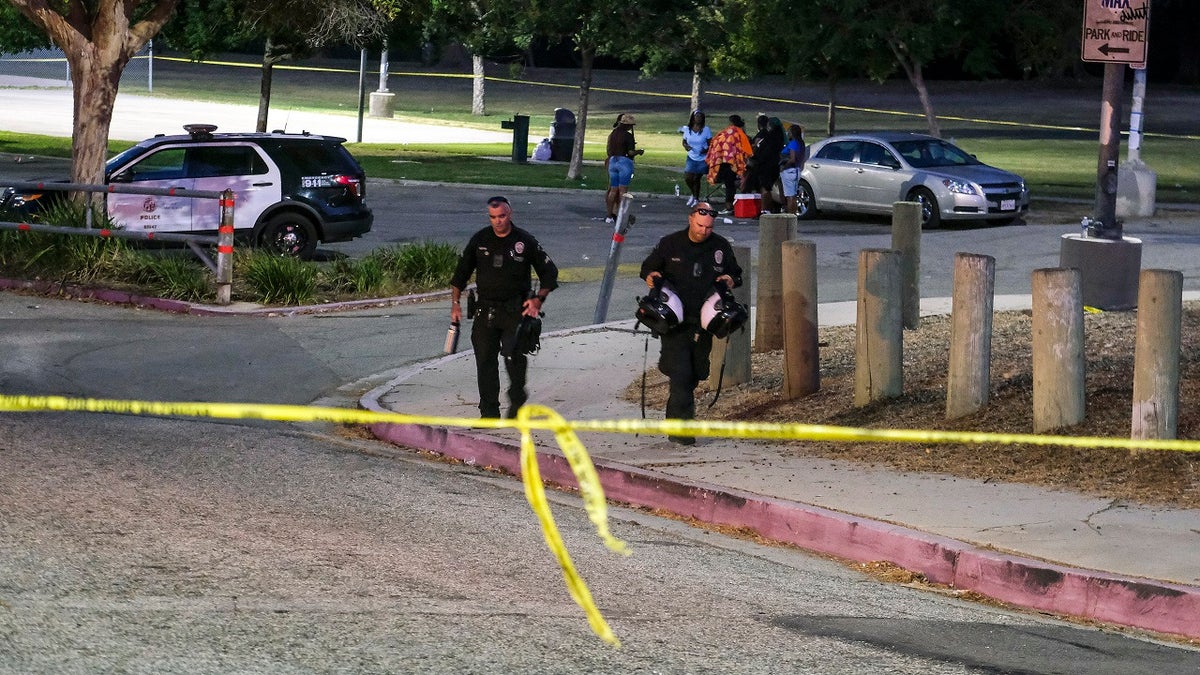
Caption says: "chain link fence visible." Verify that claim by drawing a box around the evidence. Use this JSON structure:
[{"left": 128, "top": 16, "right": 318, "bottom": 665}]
[{"left": 0, "top": 45, "right": 151, "bottom": 87}]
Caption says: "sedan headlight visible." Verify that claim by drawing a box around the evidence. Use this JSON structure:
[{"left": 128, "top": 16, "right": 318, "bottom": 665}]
[{"left": 941, "top": 178, "right": 979, "bottom": 196}]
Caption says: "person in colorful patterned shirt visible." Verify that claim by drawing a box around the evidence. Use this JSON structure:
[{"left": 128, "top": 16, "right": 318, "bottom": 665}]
[{"left": 704, "top": 115, "right": 753, "bottom": 214}]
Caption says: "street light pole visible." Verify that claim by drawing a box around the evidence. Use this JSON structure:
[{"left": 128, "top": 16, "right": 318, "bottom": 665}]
[{"left": 356, "top": 46, "right": 367, "bottom": 143}]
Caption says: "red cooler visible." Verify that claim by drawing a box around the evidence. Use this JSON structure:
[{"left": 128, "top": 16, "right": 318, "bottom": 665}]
[{"left": 733, "top": 193, "right": 761, "bottom": 218}]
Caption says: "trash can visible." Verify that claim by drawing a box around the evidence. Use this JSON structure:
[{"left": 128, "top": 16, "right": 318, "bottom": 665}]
[
  {"left": 501, "top": 114, "right": 530, "bottom": 162},
  {"left": 549, "top": 108, "right": 575, "bottom": 162}
]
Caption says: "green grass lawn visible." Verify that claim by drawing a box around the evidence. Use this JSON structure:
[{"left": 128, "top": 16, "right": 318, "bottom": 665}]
[{"left": 3, "top": 54, "right": 1198, "bottom": 203}]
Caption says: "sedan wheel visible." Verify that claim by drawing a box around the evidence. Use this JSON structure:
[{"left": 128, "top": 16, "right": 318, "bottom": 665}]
[
  {"left": 261, "top": 214, "right": 318, "bottom": 259},
  {"left": 907, "top": 187, "right": 941, "bottom": 229},
  {"left": 796, "top": 180, "right": 818, "bottom": 220}
]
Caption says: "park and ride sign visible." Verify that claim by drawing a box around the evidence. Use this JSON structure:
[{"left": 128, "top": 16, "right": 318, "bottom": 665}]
[{"left": 1081, "top": 0, "right": 1149, "bottom": 67}]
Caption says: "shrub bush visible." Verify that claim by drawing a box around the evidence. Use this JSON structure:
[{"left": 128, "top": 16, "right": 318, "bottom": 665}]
[
  {"left": 123, "top": 252, "right": 212, "bottom": 301},
  {"left": 321, "top": 256, "right": 384, "bottom": 296},
  {"left": 0, "top": 205, "right": 457, "bottom": 306},
  {"left": 241, "top": 250, "right": 317, "bottom": 305},
  {"left": 368, "top": 242, "right": 458, "bottom": 288}
]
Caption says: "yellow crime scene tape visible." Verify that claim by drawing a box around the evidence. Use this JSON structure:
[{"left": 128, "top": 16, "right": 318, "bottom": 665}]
[
  {"left": 5, "top": 393, "right": 1200, "bottom": 645},
  {"left": 149, "top": 56, "right": 1200, "bottom": 142}
]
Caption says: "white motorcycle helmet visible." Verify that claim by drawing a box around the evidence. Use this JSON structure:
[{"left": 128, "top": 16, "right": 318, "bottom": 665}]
[
  {"left": 700, "top": 285, "right": 749, "bottom": 339},
  {"left": 636, "top": 280, "right": 684, "bottom": 335}
]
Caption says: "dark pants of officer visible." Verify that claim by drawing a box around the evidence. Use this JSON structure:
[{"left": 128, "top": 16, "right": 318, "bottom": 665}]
[
  {"left": 658, "top": 322, "right": 713, "bottom": 423},
  {"left": 471, "top": 300, "right": 528, "bottom": 418}
]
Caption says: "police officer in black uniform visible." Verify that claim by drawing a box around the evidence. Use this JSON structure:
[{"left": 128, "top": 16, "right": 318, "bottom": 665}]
[
  {"left": 450, "top": 196, "right": 559, "bottom": 419},
  {"left": 640, "top": 201, "right": 743, "bottom": 444}
]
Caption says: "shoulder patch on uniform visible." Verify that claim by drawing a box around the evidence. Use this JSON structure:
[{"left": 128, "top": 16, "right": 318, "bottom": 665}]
[
  {"left": 515, "top": 241, "right": 525, "bottom": 254},
  {"left": 714, "top": 249, "right": 724, "bottom": 264}
]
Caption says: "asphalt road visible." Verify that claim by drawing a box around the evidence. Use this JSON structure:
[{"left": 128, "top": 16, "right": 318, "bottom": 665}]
[{"left": 4, "top": 412, "right": 1198, "bottom": 673}]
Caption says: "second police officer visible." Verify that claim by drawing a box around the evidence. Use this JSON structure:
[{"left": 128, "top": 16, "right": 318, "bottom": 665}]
[
  {"left": 640, "top": 201, "right": 743, "bottom": 445},
  {"left": 450, "top": 196, "right": 559, "bottom": 419}
]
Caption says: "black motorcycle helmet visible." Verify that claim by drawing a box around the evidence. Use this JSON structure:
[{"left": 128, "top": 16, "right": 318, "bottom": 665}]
[
  {"left": 636, "top": 278, "right": 684, "bottom": 335},
  {"left": 700, "top": 284, "right": 749, "bottom": 339},
  {"left": 502, "top": 314, "right": 542, "bottom": 358}
]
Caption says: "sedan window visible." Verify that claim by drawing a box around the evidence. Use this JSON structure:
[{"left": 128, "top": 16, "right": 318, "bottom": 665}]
[
  {"left": 815, "top": 141, "right": 859, "bottom": 162},
  {"left": 892, "top": 139, "right": 980, "bottom": 168},
  {"left": 858, "top": 143, "right": 899, "bottom": 168}
]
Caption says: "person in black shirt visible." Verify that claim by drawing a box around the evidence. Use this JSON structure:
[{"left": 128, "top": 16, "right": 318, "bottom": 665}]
[
  {"left": 640, "top": 201, "right": 743, "bottom": 444},
  {"left": 743, "top": 114, "right": 786, "bottom": 213},
  {"left": 450, "top": 196, "right": 559, "bottom": 419},
  {"left": 604, "top": 113, "right": 644, "bottom": 223}
]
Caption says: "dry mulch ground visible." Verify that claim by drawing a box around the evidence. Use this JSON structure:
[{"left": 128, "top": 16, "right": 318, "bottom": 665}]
[{"left": 628, "top": 304, "right": 1200, "bottom": 509}]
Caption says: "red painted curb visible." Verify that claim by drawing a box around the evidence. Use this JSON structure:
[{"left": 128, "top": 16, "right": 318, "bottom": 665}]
[{"left": 369, "top": 420, "right": 1200, "bottom": 640}]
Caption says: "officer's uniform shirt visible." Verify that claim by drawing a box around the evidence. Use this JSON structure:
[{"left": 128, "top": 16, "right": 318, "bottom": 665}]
[
  {"left": 450, "top": 225, "right": 559, "bottom": 303},
  {"left": 640, "top": 229, "right": 743, "bottom": 320}
]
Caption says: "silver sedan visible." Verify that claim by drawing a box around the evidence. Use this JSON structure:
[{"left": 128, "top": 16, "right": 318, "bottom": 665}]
[{"left": 796, "top": 131, "right": 1029, "bottom": 228}]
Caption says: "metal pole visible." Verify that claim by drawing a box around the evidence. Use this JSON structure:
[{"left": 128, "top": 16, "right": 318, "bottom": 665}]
[
  {"left": 147, "top": 39, "right": 153, "bottom": 92},
  {"left": 1128, "top": 67, "right": 1146, "bottom": 163},
  {"left": 356, "top": 47, "right": 367, "bottom": 143},
  {"left": 215, "top": 189, "right": 235, "bottom": 306},
  {"left": 1094, "top": 63, "right": 1124, "bottom": 239},
  {"left": 378, "top": 39, "right": 389, "bottom": 92},
  {"left": 593, "top": 193, "right": 634, "bottom": 324}
]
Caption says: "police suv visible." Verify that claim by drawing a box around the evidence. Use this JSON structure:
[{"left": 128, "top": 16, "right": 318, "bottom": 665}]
[{"left": 2, "top": 124, "right": 373, "bottom": 259}]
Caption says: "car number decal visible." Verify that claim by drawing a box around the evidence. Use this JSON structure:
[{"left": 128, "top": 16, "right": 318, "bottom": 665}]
[{"left": 300, "top": 175, "right": 335, "bottom": 188}]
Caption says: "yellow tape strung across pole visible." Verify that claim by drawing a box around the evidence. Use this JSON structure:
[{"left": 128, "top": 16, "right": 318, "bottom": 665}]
[
  {"left": 5, "top": 393, "right": 1200, "bottom": 647},
  {"left": 3, "top": 394, "right": 1195, "bottom": 453}
]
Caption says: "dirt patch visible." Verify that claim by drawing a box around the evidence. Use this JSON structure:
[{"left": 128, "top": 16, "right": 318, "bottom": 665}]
[{"left": 626, "top": 305, "right": 1200, "bottom": 509}]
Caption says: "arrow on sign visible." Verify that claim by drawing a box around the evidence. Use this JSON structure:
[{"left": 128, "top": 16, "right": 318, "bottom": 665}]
[{"left": 1098, "top": 43, "right": 1131, "bottom": 56}]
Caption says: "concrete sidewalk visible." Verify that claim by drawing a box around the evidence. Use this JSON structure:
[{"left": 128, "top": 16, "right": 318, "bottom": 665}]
[
  {"left": 0, "top": 77, "right": 510, "bottom": 144},
  {"left": 362, "top": 296, "right": 1200, "bottom": 641}
]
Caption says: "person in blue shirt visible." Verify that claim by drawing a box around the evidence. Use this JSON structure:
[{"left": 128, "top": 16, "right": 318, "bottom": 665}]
[
  {"left": 779, "top": 124, "right": 807, "bottom": 216},
  {"left": 678, "top": 110, "right": 713, "bottom": 208}
]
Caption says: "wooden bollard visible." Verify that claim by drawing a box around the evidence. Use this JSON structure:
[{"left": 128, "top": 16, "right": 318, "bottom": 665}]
[
  {"left": 754, "top": 214, "right": 795, "bottom": 352},
  {"left": 707, "top": 245, "right": 753, "bottom": 387},
  {"left": 782, "top": 240, "right": 819, "bottom": 398},
  {"left": 892, "top": 201, "right": 922, "bottom": 330},
  {"left": 1131, "top": 269, "right": 1183, "bottom": 440},
  {"left": 946, "top": 253, "right": 996, "bottom": 419},
  {"left": 1031, "top": 268, "right": 1085, "bottom": 433},
  {"left": 855, "top": 249, "right": 903, "bottom": 406}
]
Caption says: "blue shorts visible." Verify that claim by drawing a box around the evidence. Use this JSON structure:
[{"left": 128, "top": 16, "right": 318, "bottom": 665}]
[
  {"left": 684, "top": 158, "right": 708, "bottom": 175},
  {"left": 608, "top": 156, "right": 634, "bottom": 187},
  {"left": 780, "top": 167, "right": 801, "bottom": 197}
]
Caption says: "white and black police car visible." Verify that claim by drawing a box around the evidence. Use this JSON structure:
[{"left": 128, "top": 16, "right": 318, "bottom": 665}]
[{"left": 1, "top": 124, "right": 373, "bottom": 259}]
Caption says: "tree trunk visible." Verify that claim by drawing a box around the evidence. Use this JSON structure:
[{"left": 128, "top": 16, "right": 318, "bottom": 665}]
[
  {"left": 909, "top": 64, "right": 940, "bottom": 138},
  {"left": 889, "top": 42, "right": 940, "bottom": 138},
  {"left": 68, "top": 49, "right": 124, "bottom": 186},
  {"left": 566, "top": 45, "right": 594, "bottom": 181},
  {"left": 826, "top": 76, "right": 838, "bottom": 136},
  {"left": 471, "top": 54, "right": 486, "bottom": 116},
  {"left": 691, "top": 60, "right": 704, "bottom": 112},
  {"left": 256, "top": 40, "right": 275, "bottom": 133}
]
